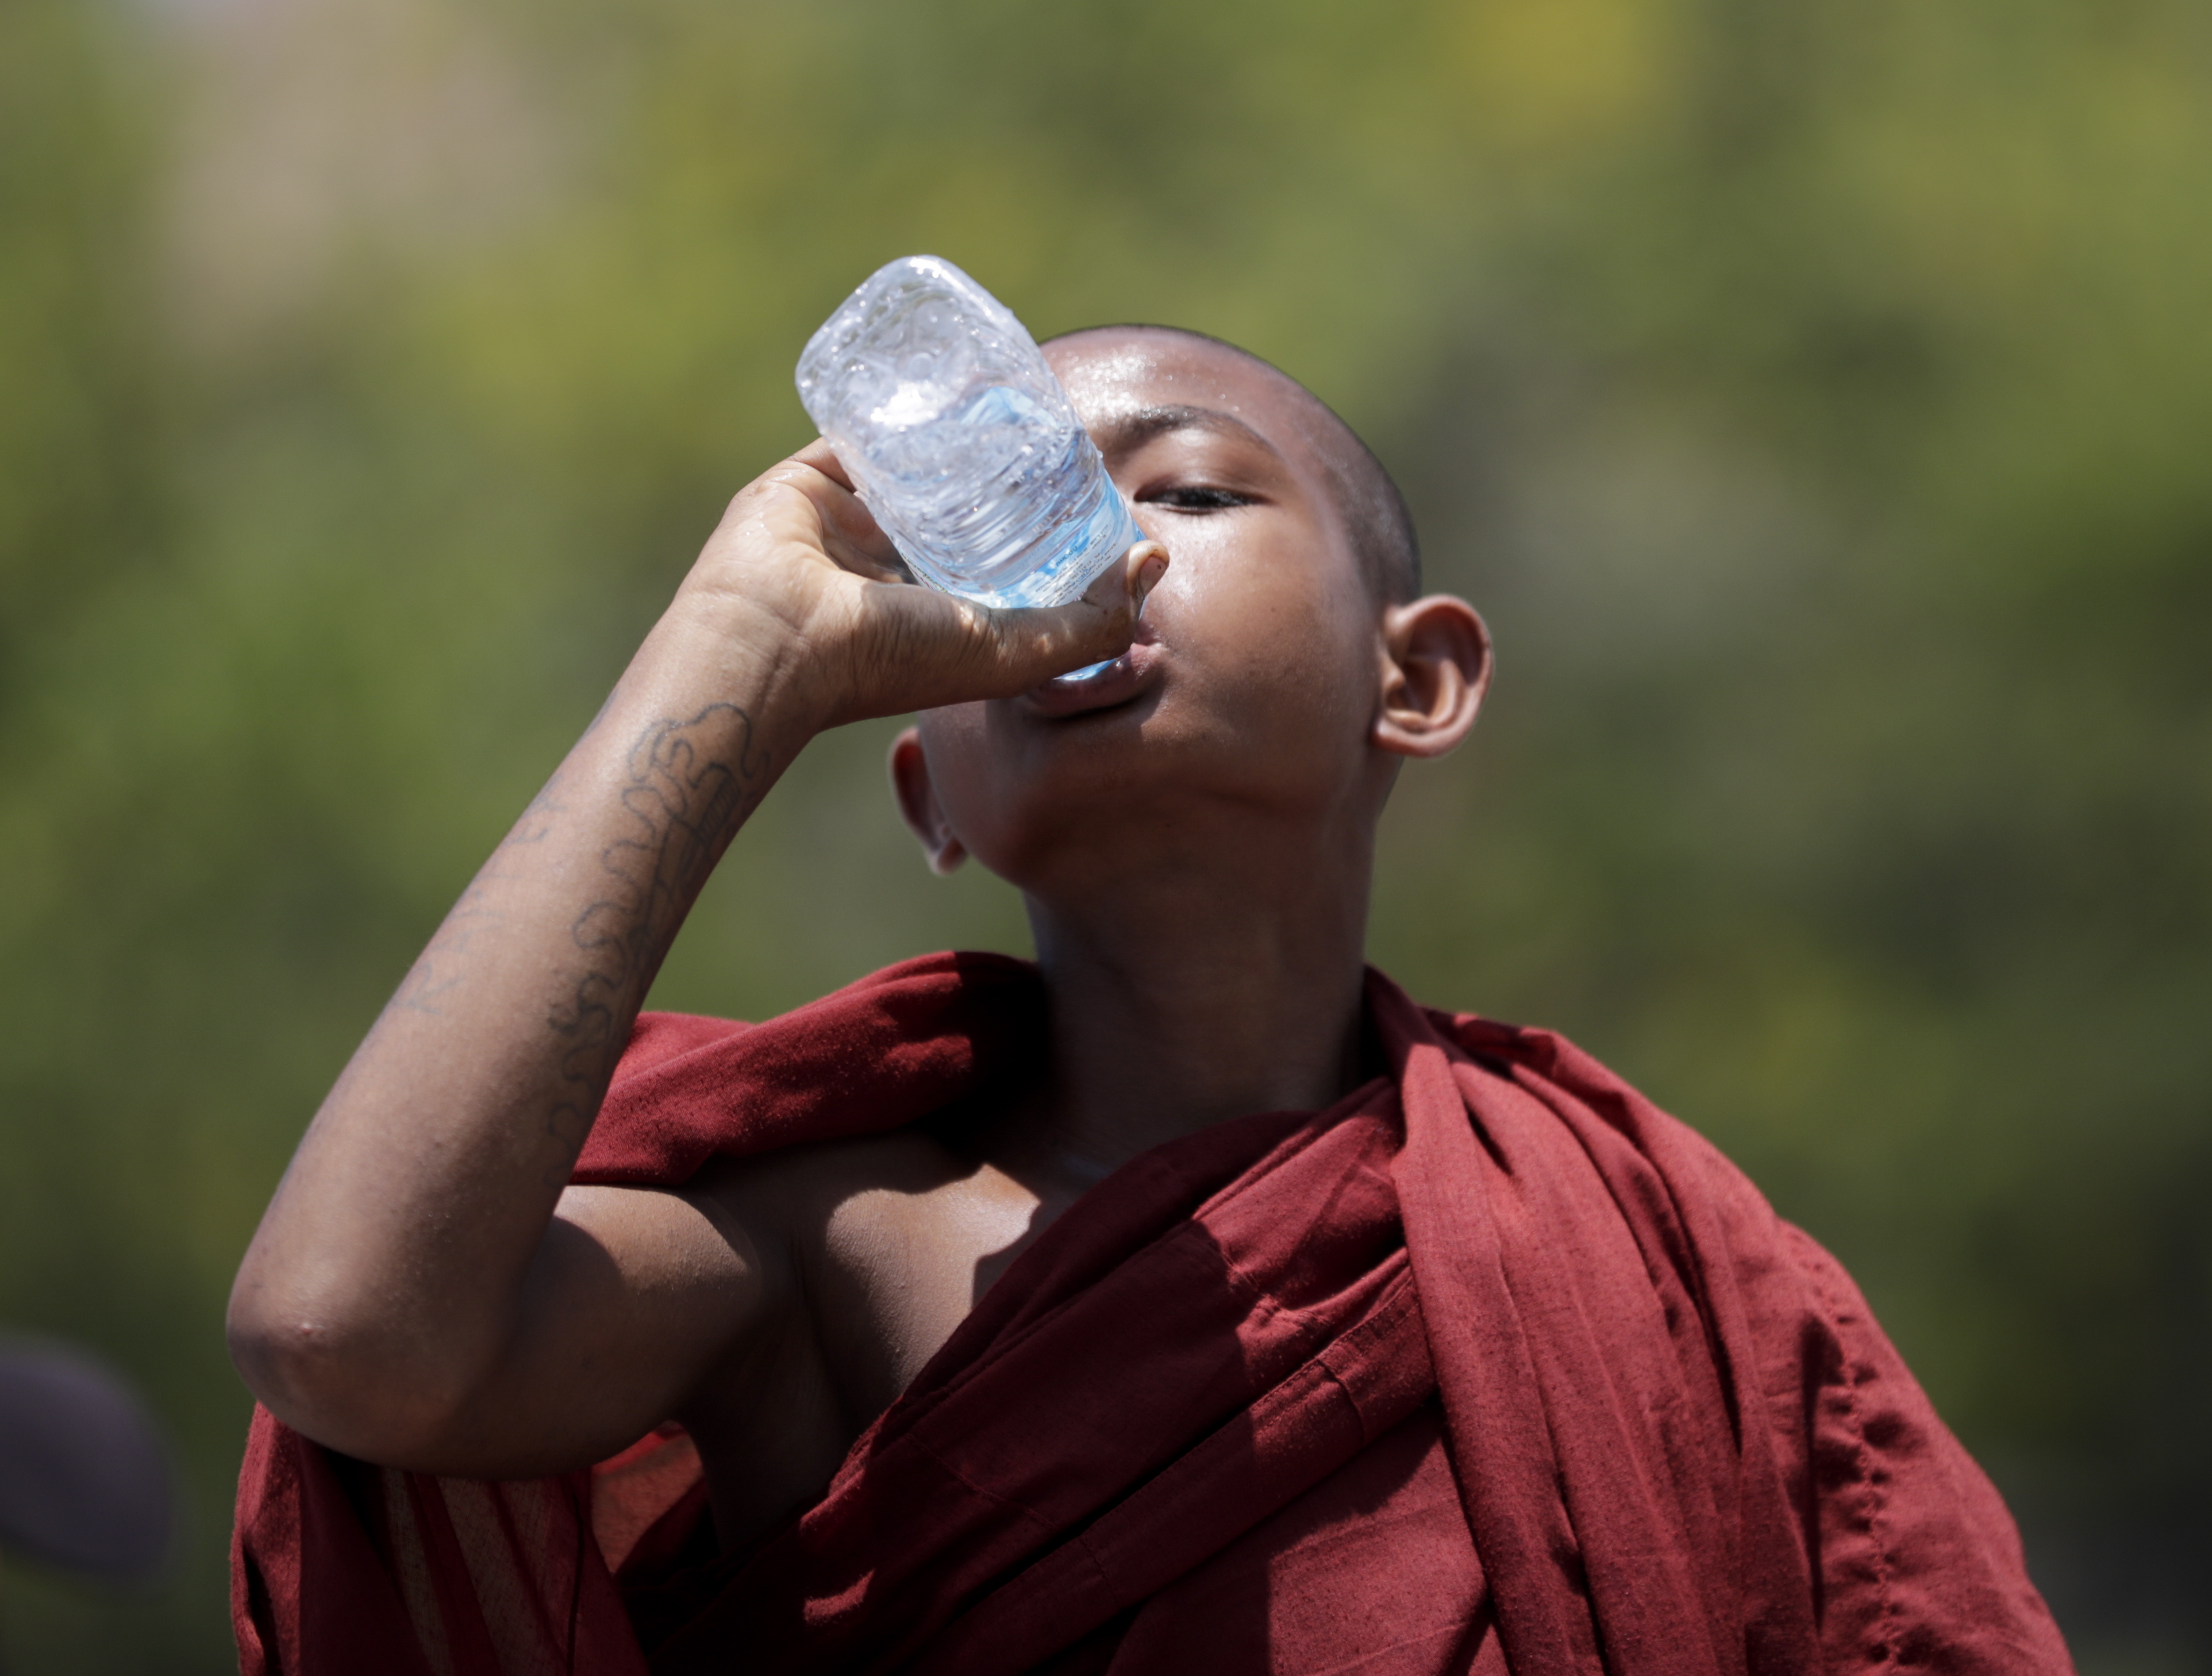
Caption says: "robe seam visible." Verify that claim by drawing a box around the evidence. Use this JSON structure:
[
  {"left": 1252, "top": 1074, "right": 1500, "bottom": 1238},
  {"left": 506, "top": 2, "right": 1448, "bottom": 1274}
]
[
  {"left": 1293, "top": 1618, "right": 1473, "bottom": 1676},
  {"left": 1802, "top": 1241, "right": 1905, "bottom": 1673},
  {"left": 898, "top": 1423, "right": 1063, "bottom": 1544}
]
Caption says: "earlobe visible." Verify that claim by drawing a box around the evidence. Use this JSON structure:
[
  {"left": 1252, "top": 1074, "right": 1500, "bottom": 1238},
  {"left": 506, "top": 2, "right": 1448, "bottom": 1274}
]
[
  {"left": 888, "top": 727, "right": 968, "bottom": 874},
  {"left": 1373, "top": 595, "right": 1492, "bottom": 760}
]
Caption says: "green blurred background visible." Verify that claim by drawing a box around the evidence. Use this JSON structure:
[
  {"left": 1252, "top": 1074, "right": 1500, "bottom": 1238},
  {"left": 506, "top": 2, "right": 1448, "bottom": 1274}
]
[{"left": 3, "top": 0, "right": 2207, "bottom": 1668}]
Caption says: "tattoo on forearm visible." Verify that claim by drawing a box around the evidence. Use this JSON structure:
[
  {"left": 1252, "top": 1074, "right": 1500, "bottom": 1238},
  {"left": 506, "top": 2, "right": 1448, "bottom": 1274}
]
[
  {"left": 376, "top": 702, "right": 771, "bottom": 1181},
  {"left": 542, "top": 702, "right": 770, "bottom": 1162}
]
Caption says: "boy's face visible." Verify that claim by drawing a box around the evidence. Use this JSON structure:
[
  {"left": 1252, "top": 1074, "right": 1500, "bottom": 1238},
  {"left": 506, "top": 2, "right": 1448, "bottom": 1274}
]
[{"left": 906, "top": 329, "right": 1401, "bottom": 890}]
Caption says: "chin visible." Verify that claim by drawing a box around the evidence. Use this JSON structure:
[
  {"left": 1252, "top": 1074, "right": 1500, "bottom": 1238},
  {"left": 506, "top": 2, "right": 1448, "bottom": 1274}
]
[{"left": 953, "top": 743, "right": 1324, "bottom": 901}]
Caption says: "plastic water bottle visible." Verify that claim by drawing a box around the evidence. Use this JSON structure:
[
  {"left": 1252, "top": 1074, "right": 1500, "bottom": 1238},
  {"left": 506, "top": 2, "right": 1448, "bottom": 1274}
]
[{"left": 795, "top": 255, "right": 1145, "bottom": 613}]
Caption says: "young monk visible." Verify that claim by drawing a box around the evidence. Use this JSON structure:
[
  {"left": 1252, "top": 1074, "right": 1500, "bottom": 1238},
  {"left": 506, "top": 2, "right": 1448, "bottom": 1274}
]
[{"left": 227, "top": 327, "right": 2073, "bottom": 1675}]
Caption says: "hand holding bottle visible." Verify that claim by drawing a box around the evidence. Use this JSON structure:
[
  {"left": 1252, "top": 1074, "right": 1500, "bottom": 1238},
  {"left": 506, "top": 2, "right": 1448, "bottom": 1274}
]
[{"left": 664, "top": 437, "right": 1165, "bottom": 732}]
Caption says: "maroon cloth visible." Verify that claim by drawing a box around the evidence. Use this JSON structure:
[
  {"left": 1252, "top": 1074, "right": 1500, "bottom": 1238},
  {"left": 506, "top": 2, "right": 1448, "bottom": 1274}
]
[{"left": 233, "top": 952, "right": 2072, "bottom": 1674}]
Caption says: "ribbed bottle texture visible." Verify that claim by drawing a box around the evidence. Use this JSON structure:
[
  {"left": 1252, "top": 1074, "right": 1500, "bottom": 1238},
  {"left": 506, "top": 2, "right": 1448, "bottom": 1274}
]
[{"left": 796, "top": 256, "right": 1144, "bottom": 610}]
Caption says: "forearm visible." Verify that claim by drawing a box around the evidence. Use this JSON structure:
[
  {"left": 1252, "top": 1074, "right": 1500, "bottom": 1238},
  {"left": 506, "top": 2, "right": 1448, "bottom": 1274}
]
[
  {"left": 226, "top": 442, "right": 1155, "bottom": 1461},
  {"left": 228, "top": 602, "right": 821, "bottom": 1448}
]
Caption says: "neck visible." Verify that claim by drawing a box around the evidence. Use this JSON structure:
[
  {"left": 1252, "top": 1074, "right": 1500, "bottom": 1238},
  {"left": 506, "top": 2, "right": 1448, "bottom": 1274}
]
[{"left": 1014, "top": 822, "right": 1376, "bottom": 1175}]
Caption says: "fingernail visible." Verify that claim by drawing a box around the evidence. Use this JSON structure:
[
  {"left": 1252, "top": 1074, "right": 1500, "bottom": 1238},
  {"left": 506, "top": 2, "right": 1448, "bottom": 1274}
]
[{"left": 1135, "top": 552, "right": 1168, "bottom": 608}]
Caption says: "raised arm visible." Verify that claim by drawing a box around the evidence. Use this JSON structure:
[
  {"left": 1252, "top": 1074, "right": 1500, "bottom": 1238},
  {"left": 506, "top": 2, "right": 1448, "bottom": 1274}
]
[{"left": 227, "top": 443, "right": 1163, "bottom": 1475}]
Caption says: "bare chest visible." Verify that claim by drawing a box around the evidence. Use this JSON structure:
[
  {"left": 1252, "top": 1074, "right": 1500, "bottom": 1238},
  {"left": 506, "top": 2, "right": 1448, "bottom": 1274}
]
[
  {"left": 809, "top": 1162, "right": 1048, "bottom": 1421},
  {"left": 684, "top": 1139, "right": 1055, "bottom": 1546}
]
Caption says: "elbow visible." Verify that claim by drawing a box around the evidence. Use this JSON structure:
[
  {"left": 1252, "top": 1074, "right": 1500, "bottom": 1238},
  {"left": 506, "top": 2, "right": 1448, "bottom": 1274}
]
[
  {"left": 224, "top": 1291, "right": 342, "bottom": 1415},
  {"left": 226, "top": 1281, "right": 473, "bottom": 1466}
]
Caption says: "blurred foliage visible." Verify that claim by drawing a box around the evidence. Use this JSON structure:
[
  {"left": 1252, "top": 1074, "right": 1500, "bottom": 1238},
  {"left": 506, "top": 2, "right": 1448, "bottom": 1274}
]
[{"left": 0, "top": 0, "right": 2206, "bottom": 1668}]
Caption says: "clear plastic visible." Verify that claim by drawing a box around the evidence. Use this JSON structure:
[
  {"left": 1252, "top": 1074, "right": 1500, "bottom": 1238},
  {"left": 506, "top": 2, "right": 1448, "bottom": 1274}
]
[{"left": 795, "top": 255, "right": 1145, "bottom": 611}]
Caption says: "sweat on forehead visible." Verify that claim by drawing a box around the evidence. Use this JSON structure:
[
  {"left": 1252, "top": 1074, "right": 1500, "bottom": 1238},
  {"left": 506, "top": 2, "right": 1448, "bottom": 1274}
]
[{"left": 1043, "top": 325, "right": 1422, "bottom": 606}]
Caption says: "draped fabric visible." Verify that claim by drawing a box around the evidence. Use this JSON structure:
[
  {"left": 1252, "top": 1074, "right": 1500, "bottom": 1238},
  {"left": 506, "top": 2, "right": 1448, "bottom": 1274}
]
[{"left": 233, "top": 952, "right": 2072, "bottom": 1674}]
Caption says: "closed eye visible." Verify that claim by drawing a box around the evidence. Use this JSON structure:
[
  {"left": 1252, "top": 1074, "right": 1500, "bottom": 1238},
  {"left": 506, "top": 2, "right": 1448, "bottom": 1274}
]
[{"left": 1141, "top": 485, "right": 1256, "bottom": 513}]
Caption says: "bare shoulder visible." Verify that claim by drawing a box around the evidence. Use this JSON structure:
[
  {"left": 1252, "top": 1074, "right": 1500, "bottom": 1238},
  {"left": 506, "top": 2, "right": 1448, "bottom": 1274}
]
[{"left": 676, "top": 1123, "right": 1043, "bottom": 1512}]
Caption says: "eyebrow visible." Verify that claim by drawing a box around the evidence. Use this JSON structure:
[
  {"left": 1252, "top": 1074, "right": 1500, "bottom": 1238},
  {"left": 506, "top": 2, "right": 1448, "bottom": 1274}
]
[{"left": 1089, "top": 404, "right": 1287, "bottom": 463}]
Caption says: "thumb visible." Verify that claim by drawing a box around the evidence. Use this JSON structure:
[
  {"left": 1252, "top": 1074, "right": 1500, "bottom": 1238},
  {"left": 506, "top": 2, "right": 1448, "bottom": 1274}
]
[
  {"left": 828, "top": 542, "right": 1171, "bottom": 724},
  {"left": 975, "top": 541, "right": 1170, "bottom": 690}
]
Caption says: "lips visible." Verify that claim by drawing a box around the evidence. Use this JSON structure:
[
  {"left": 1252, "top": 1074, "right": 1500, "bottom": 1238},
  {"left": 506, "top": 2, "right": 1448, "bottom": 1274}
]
[{"left": 1021, "top": 636, "right": 1161, "bottom": 719}]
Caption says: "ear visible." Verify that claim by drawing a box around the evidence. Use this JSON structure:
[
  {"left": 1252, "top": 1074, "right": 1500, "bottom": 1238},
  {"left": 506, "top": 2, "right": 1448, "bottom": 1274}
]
[
  {"left": 1373, "top": 595, "right": 1492, "bottom": 760},
  {"left": 888, "top": 726, "right": 968, "bottom": 875}
]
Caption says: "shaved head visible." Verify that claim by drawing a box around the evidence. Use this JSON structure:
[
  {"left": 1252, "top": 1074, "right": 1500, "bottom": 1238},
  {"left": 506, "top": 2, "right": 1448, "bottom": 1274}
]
[{"left": 1044, "top": 326, "right": 1422, "bottom": 605}]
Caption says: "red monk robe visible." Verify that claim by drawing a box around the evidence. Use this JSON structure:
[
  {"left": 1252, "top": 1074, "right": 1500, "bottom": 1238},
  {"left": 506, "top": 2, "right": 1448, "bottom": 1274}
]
[{"left": 232, "top": 953, "right": 2072, "bottom": 1675}]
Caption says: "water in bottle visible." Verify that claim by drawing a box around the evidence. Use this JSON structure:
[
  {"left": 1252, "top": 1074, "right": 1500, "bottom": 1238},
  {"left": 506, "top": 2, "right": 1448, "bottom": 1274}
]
[{"left": 795, "top": 255, "right": 1145, "bottom": 613}]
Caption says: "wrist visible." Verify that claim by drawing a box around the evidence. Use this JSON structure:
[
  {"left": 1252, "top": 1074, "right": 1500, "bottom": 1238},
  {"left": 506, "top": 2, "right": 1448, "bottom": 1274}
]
[
  {"left": 630, "top": 587, "right": 842, "bottom": 743},
  {"left": 664, "top": 562, "right": 859, "bottom": 722}
]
